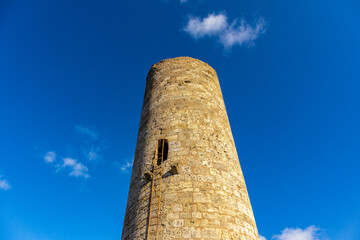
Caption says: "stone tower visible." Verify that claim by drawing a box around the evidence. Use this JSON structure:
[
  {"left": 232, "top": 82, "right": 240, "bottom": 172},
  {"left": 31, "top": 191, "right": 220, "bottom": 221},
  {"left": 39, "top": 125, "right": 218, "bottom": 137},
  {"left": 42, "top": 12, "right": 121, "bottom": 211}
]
[{"left": 122, "top": 57, "right": 259, "bottom": 240}]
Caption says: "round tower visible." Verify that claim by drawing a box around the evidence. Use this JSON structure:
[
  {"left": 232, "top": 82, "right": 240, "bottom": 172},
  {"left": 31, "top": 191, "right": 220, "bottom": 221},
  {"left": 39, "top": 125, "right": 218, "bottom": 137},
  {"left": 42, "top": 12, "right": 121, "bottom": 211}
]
[{"left": 122, "top": 57, "right": 259, "bottom": 240}]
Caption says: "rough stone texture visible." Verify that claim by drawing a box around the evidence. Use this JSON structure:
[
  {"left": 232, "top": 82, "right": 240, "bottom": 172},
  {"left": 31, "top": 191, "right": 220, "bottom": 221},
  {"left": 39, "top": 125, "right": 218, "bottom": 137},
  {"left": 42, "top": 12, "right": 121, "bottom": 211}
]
[{"left": 121, "top": 57, "right": 259, "bottom": 240}]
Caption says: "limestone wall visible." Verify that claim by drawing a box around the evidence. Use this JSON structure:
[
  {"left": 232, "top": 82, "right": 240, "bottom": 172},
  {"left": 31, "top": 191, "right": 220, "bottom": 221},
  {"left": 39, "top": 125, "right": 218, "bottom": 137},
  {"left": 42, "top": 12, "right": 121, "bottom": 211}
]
[{"left": 121, "top": 57, "right": 259, "bottom": 240}]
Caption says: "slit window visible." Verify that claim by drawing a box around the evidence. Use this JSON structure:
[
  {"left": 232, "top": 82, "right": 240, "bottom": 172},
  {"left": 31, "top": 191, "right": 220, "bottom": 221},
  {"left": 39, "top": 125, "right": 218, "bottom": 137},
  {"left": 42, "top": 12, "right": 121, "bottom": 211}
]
[{"left": 157, "top": 139, "right": 168, "bottom": 163}]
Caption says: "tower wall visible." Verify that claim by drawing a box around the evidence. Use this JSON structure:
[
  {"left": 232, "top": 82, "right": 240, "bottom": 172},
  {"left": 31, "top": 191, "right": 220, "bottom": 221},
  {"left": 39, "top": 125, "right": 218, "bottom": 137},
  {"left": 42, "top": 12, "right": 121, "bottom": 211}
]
[{"left": 122, "top": 57, "right": 259, "bottom": 240}]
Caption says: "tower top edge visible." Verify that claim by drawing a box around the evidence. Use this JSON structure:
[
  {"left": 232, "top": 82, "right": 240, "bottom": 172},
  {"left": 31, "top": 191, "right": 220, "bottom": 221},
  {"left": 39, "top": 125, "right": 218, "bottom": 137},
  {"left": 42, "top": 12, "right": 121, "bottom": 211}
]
[{"left": 149, "top": 56, "right": 216, "bottom": 73}]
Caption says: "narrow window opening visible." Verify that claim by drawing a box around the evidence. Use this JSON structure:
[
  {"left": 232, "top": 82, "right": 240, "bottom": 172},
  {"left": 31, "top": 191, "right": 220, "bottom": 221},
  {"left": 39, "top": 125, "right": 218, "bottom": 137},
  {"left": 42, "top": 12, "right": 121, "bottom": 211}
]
[{"left": 157, "top": 139, "right": 168, "bottom": 164}]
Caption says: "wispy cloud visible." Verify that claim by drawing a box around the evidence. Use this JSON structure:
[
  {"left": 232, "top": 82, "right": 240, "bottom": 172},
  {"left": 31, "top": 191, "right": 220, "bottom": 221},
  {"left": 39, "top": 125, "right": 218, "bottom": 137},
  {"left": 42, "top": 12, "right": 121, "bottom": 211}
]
[
  {"left": 44, "top": 151, "right": 56, "bottom": 163},
  {"left": 272, "top": 226, "right": 320, "bottom": 240},
  {"left": 44, "top": 151, "right": 90, "bottom": 179},
  {"left": 260, "top": 235, "right": 267, "bottom": 240},
  {"left": 43, "top": 124, "right": 106, "bottom": 180},
  {"left": 82, "top": 146, "right": 102, "bottom": 162},
  {"left": 184, "top": 12, "right": 267, "bottom": 50},
  {"left": 62, "top": 158, "right": 90, "bottom": 178},
  {"left": 75, "top": 125, "right": 98, "bottom": 141},
  {"left": 0, "top": 175, "right": 11, "bottom": 190},
  {"left": 113, "top": 160, "right": 133, "bottom": 173},
  {"left": 75, "top": 125, "right": 103, "bottom": 161},
  {"left": 220, "top": 17, "right": 266, "bottom": 49}
]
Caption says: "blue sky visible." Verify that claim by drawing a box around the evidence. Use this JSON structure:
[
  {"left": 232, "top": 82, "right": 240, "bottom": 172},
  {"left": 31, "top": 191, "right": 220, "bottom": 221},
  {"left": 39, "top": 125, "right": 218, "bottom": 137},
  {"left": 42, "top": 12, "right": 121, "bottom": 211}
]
[{"left": 1, "top": 0, "right": 360, "bottom": 239}]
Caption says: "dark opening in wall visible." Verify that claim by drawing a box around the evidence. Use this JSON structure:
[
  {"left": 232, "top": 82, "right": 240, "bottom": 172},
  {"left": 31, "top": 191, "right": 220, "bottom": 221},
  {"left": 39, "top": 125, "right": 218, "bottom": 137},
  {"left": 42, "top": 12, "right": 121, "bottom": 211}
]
[{"left": 157, "top": 139, "right": 168, "bottom": 164}]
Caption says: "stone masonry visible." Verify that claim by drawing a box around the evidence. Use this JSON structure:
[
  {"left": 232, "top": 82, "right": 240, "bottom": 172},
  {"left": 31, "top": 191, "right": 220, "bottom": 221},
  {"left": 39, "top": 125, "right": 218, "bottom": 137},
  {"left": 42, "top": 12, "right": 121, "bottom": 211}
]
[{"left": 121, "top": 57, "right": 259, "bottom": 240}]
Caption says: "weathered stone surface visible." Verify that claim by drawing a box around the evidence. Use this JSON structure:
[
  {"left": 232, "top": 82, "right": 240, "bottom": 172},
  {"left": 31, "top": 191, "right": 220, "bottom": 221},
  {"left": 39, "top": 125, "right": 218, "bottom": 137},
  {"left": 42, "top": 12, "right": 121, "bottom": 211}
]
[{"left": 121, "top": 57, "right": 259, "bottom": 240}]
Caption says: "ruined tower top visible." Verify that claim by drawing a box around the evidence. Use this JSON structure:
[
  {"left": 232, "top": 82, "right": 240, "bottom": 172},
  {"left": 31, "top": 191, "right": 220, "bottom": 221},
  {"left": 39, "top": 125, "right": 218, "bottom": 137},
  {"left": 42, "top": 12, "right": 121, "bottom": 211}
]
[
  {"left": 122, "top": 56, "right": 259, "bottom": 240},
  {"left": 148, "top": 56, "right": 216, "bottom": 75}
]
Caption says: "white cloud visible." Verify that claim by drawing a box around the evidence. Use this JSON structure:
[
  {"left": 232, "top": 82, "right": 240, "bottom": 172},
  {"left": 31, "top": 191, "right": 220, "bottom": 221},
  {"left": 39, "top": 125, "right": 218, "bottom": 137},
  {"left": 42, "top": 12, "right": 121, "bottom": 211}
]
[
  {"left": 0, "top": 176, "right": 11, "bottom": 190},
  {"left": 272, "top": 226, "right": 320, "bottom": 240},
  {"left": 184, "top": 13, "right": 227, "bottom": 38},
  {"left": 75, "top": 125, "right": 98, "bottom": 141},
  {"left": 184, "top": 12, "right": 267, "bottom": 50},
  {"left": 69, "top": 162, "right": 89, "bottom": 178},
  {"left": 62, "top": 157, "right": 76, "bottom": 167},
  {"left": 43, "top": 125, "right": 103, "bottom": 180},
  {"left": 44, "top": 154, "right": 90, "bottom": 179},
  {"left": 220, "top": 17, "right": 266, "bottom": 49},
  {"left": 62, "top": 158, "right": 90, "bottom": 178},
  {"left": 260, "top": 235, "right": 268, "bottom": 240},
  {"left": 44, "top": 151, "right": 56, "bottom": 163},
  {"left": 113, "top": 160, "right": 133, "bottom": 173}
]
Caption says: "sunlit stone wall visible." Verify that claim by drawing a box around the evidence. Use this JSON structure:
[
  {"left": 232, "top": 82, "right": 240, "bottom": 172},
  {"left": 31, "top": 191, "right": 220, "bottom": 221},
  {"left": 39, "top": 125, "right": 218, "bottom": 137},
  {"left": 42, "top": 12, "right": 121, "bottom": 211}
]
[{"left": 121, "top": 57, "right": 259, "bottom": 240}]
